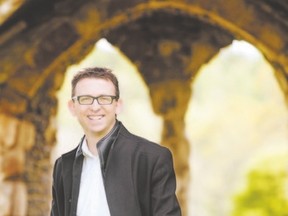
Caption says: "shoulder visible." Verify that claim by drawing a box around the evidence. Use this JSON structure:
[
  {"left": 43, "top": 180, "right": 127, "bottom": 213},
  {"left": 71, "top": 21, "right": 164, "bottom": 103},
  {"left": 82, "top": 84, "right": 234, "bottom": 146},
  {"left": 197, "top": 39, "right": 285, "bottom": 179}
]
[
  {"left": 118, "top": 126, "right": 176, "bottom": 178},
  {"left": 55, "top": 135, "right": 85, "bottom": 161},
  {"left": 118, "top": 122, "right": 172, "bottom": 158},
  {"left": 53, "top": 143, "right": 80, "bottom": 170}
]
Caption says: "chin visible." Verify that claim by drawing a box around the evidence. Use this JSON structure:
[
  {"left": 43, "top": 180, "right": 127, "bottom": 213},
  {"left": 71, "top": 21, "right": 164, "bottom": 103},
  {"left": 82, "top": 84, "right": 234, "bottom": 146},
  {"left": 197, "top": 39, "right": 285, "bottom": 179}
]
[{"left": 91, "top": 127, "right": 108, "bottom": 135}]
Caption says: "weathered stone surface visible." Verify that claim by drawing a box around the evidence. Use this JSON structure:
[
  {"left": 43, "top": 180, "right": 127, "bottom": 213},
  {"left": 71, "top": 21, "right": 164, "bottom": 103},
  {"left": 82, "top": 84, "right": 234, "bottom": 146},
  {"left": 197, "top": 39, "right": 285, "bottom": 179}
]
[
  {"left": 0, "top": 114, "right": 35, "bottom": 216},
  {"left": 0, "top": 181, "right": 27, "bottom": 216},
  {"left": 0, "top": 114, "right": 18, "bottom": 148},
  {"left": 149, "top": 80, "right": 192, "bottom": 214}
]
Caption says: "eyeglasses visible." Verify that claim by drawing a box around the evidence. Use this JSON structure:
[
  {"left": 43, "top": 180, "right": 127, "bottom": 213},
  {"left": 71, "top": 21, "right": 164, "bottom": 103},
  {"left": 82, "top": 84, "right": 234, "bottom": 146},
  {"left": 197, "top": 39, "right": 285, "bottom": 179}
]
[{"left": 72, "top": 95, "right": 118, "bottom": 105}]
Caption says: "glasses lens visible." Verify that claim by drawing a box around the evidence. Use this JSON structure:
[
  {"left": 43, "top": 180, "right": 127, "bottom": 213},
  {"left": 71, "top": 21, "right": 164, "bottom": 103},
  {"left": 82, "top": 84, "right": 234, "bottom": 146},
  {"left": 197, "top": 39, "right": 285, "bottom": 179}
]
[
  {"left": 78, "top": 96, "right": 93, "bottom": 105},
  {"left": 98, "top": 96, "right": 113, "bottom": 105}
]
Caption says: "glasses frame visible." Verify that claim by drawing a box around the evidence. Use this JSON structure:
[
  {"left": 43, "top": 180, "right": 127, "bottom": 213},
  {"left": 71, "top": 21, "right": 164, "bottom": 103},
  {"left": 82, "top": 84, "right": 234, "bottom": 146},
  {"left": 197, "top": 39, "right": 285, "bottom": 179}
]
[{"left": 72, "top": 95, "right": 118, "bottom": 105}]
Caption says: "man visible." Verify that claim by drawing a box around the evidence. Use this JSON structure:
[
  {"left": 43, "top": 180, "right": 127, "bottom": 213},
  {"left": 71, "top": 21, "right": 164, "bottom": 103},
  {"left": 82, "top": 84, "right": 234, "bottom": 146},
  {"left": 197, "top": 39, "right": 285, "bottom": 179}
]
[{"left": 51, "top": 67, "right": 181, "bottom": 216}]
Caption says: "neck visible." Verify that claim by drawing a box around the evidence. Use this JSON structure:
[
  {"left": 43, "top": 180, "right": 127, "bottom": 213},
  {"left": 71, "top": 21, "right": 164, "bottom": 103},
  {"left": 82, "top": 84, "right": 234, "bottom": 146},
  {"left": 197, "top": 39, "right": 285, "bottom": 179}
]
[
  {"left": 85, "top": 136, "right": 99, "bottom": 156},
  {"left": 85, "top": 120, "right": 118, "bottom": 156}
]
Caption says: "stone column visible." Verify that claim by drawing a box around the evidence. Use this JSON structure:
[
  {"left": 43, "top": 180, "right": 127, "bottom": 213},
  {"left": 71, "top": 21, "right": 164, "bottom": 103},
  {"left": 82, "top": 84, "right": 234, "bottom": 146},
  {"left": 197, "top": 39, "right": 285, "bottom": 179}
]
[
  {"left": 149, "top": 80, "right": 191, "bottom": 216},
  {"left": 0, "top": 114, "right": 35, "bottom": 216}
]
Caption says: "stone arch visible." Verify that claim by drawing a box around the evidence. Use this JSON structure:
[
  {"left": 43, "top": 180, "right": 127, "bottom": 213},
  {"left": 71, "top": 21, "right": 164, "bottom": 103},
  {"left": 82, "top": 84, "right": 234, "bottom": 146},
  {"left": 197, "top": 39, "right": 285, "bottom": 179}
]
[{"left": 0, "top": 0, "right": 287, "bottom": 215}]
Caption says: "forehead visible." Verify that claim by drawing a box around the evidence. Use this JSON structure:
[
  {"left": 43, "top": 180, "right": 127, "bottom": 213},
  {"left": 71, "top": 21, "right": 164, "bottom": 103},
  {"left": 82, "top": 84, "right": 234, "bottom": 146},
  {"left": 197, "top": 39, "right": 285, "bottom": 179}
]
[{"left": 75, "top": 78, "right": 115, "bottom": 95}]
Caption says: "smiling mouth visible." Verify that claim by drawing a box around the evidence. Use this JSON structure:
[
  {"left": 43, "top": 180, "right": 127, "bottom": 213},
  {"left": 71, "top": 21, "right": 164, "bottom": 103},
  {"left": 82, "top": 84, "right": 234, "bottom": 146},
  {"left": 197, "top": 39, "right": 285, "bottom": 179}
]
[{"left": 88, "top": 115, "right": 104, "bottom": 120}]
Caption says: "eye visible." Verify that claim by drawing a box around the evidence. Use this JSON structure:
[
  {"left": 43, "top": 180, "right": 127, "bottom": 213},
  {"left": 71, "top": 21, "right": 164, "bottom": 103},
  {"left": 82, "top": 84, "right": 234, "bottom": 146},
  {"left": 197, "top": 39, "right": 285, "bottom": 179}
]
[
  {"left": 79, "top": 96, "right": 93, "bottom": 104},
  {"left": 98, "top": 96, "right": 112, "bottom": 104}
]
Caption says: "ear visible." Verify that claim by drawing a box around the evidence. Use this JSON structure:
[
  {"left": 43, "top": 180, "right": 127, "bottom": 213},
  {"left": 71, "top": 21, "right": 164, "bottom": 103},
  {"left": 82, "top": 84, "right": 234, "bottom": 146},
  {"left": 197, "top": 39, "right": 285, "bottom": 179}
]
[
  {"left": 115, "top": 98, "right": 123, "bottom": 115},
  {"left": 68, "top": 99, "right": 76, "bottom": 116}
]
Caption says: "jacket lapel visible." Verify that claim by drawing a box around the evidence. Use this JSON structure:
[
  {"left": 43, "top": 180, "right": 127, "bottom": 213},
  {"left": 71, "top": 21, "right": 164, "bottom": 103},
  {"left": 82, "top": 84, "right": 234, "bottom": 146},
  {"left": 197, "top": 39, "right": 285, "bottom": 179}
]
[{"left": 104, "top": 127, "right": 142, "bottom": 216}]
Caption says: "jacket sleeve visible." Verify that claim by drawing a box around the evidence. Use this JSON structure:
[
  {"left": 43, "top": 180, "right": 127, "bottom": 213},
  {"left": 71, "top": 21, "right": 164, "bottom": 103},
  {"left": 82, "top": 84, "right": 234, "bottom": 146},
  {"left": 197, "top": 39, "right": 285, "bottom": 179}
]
[
  {"left": 50, "top": 158, "right": 64, "bottom": 216},
  {"left": 151, "top": 148, "right": 182, "bottom": 216}
]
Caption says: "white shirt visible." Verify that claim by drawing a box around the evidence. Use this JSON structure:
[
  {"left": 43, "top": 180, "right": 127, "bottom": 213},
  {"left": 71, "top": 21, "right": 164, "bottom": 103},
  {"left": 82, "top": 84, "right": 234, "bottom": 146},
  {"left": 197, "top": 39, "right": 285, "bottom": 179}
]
[{"left": 77, "top": 139, "right": 111, "bottom": 216}]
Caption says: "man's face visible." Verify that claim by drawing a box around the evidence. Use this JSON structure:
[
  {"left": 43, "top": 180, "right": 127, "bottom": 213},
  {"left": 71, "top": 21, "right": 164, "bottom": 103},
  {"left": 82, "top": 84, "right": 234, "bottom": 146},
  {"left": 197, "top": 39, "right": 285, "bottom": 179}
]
[{"left": 68, "top": 78, "right": 121, "bottom": 139}]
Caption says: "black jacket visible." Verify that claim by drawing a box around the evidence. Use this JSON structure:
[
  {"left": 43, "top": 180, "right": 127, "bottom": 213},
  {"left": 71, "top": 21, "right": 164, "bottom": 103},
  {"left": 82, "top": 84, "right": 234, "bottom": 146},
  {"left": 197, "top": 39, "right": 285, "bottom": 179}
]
[{"left": 51, "top": 121, "right": 181, "bottom": 216}]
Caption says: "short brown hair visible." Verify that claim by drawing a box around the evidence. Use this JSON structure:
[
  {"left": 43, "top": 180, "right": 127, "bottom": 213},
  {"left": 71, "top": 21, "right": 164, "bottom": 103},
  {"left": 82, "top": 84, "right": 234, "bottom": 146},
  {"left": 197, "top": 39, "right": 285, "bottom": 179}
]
[{"left": 71, "top": 67, "right": 120, "bottom": 98}]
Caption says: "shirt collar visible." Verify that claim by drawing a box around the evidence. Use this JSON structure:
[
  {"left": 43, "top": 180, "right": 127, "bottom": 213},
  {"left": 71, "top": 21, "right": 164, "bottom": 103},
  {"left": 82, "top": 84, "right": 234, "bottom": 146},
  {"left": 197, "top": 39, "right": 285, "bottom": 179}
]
[
  {"left": 82, "top": 138, "right": 97, "bottom": 158},
  {"left": 75, "top": 136, "right": 84, "bottom": 158}
]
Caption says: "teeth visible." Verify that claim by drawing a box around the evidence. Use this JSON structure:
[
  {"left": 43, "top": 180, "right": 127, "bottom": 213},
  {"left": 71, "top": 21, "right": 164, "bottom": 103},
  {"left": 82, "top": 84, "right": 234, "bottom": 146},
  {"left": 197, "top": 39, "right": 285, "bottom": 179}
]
[{"left": 88, "top": 115, "right": 103, "bottom": 120}]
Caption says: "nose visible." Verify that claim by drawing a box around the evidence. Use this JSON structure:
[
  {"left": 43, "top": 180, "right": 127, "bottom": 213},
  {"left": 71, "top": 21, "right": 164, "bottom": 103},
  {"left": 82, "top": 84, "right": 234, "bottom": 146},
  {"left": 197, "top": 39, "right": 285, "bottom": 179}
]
[{"left": 90, "top": 99, "right": 101, "bottom": 110}]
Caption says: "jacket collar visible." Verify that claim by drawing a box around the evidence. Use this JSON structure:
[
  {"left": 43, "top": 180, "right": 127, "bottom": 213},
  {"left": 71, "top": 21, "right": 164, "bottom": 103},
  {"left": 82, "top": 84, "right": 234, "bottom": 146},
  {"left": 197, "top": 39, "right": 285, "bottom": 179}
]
[
  {"left": 75, "top": 120, "right": 121, "bottom": 171},
  {"left": 97, "top": 120, "right": 121, "bottom": 171}
]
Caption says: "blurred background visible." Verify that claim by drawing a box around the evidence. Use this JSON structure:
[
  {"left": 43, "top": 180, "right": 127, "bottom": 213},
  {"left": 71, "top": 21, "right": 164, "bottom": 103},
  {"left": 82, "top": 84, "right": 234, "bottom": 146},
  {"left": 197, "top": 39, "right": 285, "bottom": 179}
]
[
  {"left": 0, "top": 1, "right": 287, "bottom": 215},
  {"left": 54, "top": 39, "right": 288, "bottom": 216}
]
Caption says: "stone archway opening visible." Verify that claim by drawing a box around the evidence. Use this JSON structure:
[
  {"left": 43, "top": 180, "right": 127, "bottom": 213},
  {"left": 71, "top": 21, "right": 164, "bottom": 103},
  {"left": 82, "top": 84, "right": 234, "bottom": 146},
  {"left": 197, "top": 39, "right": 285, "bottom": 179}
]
[{"left": 186, "top": 40, "right": 288, "bottom": 216}]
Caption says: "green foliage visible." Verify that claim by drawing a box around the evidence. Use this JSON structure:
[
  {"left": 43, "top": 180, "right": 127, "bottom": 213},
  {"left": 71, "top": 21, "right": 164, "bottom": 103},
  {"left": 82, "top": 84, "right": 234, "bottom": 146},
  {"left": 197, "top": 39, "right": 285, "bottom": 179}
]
[{"left": 232, "top": 155, "right": 288, "bottom": 216}]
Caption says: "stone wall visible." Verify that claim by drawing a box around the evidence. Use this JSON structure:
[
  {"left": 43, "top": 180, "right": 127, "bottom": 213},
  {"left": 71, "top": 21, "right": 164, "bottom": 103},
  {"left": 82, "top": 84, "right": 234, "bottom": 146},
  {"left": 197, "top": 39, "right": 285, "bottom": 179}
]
[{"left": 0, "top": 114, "right": 35, "bottom": 215}]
